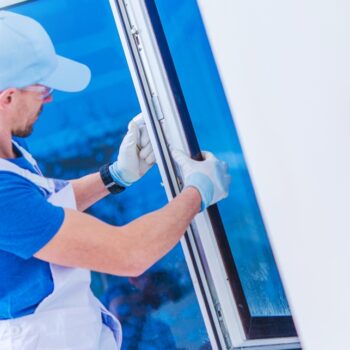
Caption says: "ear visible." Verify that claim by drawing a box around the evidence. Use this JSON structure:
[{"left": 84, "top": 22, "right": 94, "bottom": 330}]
[{"left": 0, "top": 88, "right": 17, "bottom": 110}]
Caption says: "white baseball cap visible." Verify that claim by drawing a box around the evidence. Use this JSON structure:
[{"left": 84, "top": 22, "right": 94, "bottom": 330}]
[{"left": 0, "top": 11, "right": 91, "bottom": 92}]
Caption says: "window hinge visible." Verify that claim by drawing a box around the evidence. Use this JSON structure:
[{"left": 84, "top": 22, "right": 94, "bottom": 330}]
[
  {"left": 131, "top": 26, "right": 143, "bottom": 51},
  {"left": 151, "top": 94, "right": 165, "bottom": 121},
  {"left": 215, "top": 302, "right": 233, "bottom": 349}
]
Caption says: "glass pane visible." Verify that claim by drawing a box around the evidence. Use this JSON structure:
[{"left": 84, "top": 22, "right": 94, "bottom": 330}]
[
  {"left": 154, "top": 0, "right": 291, "bottom": 318},
  {"left": 11, "top": 1, "right": 210, "bottom": 348}
]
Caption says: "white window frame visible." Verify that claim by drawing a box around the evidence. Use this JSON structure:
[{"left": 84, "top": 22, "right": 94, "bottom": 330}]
[{"left": 109, "top": 1, "right": 300, "bottom": 348}]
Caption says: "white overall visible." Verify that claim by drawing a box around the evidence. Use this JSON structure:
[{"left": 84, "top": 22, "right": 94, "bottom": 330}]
[{"left": 0, "top": 141, "right": 122, "bottom": 350}]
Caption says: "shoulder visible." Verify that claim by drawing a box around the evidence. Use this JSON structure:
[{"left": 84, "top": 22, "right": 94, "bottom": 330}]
[
  {"left": 0, "top": 171, "right": 64, "bottom": 259},
  {"left": 0, "top": 171, "right": 43, "bottom": 198}
]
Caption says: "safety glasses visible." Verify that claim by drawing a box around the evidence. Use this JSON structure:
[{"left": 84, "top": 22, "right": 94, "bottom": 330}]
[{"left": 22, "top": 84, "right": 53, "bottom": 100}]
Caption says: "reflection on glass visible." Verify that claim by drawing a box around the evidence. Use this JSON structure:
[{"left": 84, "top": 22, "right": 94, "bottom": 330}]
[
  {"left": 154, "top": 0, "right": 291, "bottom": 317},
  {"left": 12, "top": 0, "right": 210, "bottom": 348}
]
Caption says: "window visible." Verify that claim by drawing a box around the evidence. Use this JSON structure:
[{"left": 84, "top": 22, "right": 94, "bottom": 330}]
[{"left": 111, "top": 0, "right": 301, "bottom": 348}]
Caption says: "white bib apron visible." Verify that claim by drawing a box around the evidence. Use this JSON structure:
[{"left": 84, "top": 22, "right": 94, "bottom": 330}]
[{"left": 0, "top": 141, "right": 122, "bottom": 350}]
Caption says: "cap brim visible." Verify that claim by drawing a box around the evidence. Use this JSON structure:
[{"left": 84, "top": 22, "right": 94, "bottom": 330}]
[{"left": 38, "top": 55, "right": 91, "bottom": 92}]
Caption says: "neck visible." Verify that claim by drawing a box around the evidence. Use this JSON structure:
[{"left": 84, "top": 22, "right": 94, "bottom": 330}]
[{"left": 0, "top": 129, "right": 16, "bottom": 159}]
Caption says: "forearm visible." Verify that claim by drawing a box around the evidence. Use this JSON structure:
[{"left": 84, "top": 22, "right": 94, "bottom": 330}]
[
  {"left": 70, "top": 172, "right": 109, "bottom": 211},
  {"left": 36, "top": 187, "right": 201, "bottom": 277},
  {"left": 121, "top": 187, "right": 201, "bottom": 274}
]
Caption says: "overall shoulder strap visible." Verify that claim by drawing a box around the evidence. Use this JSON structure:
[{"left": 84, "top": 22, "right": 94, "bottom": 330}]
[
  {"left": 12, "top": 139, "right": 43, "bottom": 175},
  {"left": 0, "top": 158, "right": 55, "bottom": 193}
]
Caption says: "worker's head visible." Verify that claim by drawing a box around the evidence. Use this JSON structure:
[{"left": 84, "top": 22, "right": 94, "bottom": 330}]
[{"left": 0, "top": 11, "right": 91, "bottom": 136}]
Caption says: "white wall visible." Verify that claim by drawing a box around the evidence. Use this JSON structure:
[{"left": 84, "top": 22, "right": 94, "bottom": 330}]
[{"left": 197, "top": 1, "right": 350, "bottom": 349}]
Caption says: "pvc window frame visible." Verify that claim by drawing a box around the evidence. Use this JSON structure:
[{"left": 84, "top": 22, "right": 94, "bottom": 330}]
[{"left": 109, "top": 0, "right": 301, "bottom": 348}]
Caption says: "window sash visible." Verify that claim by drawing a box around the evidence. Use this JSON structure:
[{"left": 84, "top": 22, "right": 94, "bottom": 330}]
[{"left": 109, "top": 0, "right": 300, "bottom": 347}]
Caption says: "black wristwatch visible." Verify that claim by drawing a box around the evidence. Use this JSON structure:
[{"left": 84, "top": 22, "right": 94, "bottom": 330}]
[{"left": 99, "top": 163, "right": 125, "bottom": 194}]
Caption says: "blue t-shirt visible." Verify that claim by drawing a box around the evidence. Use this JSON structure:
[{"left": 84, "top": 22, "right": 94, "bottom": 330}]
[{"left": 0, "top": 138, "right": 65, "bottom": 319}]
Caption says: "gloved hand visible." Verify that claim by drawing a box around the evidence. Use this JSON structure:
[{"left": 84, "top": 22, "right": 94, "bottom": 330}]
[
  {"left": 171, "top": 149, "right": 231, "bottom": 211},
  {"left": 109, "top": 114, "right": 156, "bottom": 187}
]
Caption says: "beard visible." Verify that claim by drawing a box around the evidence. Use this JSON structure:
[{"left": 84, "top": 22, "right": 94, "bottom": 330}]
[
  {"left": 13, "top": 124, "right": 34, "bottom": 137},
  {"left": 13, "top": 106, "right": 43, "bottom": 138}
]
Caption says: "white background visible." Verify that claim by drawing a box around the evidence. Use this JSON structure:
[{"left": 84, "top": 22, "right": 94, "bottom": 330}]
[{"left": 198, "top": 1, "right": 350, "bottom": 349}]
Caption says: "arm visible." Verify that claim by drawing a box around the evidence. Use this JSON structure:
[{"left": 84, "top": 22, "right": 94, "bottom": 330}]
[
  {"left": 37, "top": 149, "right": 229, "bottom": 277},
  {"left": 35, "top": 187, "right": 201, "bottom": 277},
  {"left": 70, "top": 172, "right": 109, "bottom": 212}
]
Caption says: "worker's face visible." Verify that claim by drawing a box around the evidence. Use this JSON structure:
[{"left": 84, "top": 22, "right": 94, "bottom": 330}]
[{"left": 10, "top": 85, "right": 53, "bottom": 137}]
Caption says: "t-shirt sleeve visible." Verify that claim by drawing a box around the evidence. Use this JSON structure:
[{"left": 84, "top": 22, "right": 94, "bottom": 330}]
[{"left": 0, "top": 173, "right": 65, "bottom": 259}]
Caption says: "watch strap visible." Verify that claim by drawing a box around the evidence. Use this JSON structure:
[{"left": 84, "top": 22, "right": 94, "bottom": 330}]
[{"left": 99, "top": 163, "right": 125, "bottom": 194}]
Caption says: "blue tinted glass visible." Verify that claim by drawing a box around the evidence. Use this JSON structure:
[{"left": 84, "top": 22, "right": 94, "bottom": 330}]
[
  {"left": 154, "top": 0, "right": 291, "bottom": 317},
  {"left": 11, "top": 0, "right": 210, "bottom": 348}
]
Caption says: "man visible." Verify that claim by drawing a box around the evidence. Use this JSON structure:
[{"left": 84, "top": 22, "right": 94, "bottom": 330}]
[{"left": 0, "top": 11, "right": 230, "bottom": 350}]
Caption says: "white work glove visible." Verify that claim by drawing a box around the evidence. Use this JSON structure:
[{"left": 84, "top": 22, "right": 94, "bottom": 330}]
[
  {"left": 171, "top": 149, "right": 231, "bottom": 211},
  {"left": 109, "top": 114, "right": 156, "bottom": 187}
]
